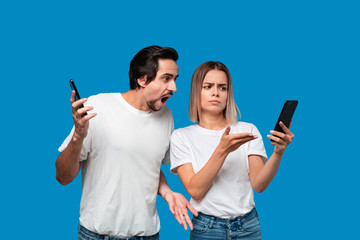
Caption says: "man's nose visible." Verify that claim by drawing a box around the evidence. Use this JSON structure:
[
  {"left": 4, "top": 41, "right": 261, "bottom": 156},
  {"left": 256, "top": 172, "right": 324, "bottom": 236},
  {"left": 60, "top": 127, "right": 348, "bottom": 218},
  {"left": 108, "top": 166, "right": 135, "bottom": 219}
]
[{"left": 168, "top": 80, "right": 177, "bottom": 92}]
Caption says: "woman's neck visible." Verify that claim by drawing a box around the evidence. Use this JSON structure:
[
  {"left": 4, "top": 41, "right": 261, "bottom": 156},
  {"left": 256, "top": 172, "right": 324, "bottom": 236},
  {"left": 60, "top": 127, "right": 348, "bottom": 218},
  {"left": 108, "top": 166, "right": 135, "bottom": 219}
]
[{"left": 198, "top": 113, "right": 228, "bottom": 130}]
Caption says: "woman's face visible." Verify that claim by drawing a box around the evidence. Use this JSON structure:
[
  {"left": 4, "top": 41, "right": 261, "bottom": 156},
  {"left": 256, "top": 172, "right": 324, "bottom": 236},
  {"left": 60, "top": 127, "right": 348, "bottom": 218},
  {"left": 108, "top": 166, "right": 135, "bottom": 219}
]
[{"left": 200, "top": 69, "right": 228, "bottom": 116}]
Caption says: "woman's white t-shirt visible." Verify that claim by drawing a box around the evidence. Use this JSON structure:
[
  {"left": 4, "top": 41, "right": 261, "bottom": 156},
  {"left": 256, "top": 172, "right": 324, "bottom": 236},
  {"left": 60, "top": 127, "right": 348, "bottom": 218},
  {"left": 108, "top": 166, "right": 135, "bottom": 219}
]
[{"left": 170, "top": 122, "right": 267, "bottom": 218}]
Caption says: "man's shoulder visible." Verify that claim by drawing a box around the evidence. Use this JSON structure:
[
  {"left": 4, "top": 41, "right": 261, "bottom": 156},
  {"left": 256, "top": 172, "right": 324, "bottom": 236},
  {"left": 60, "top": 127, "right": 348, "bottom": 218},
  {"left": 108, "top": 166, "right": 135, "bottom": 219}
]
[
  {"left": 157, "top": 106, "right": 173, "bottom": 119},
  {"left": 85, "top": 93, "right": 120, "bottom": 106},
  {"left": 87, "top": 93, "right": 118, "bottom": 101}
]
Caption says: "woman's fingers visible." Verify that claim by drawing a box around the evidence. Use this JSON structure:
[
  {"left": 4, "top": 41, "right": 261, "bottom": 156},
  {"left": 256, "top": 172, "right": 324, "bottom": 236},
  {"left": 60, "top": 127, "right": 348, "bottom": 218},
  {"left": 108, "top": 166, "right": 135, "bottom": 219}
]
[
  {"left": 279, "top": 121, "right": 295, "bottom": 139},
  {"left": 267, "top": 134, "right": 285, "bottom": 145},
  {"left": 231, "top": 135, "right": 257, "bottom": 145}
]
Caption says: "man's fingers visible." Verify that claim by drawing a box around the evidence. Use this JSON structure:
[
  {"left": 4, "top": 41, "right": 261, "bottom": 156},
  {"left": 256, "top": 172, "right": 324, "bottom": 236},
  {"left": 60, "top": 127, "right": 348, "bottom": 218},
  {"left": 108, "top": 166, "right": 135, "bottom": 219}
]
[
  {"left": 187, "top": 202, "right": 198, "bottom": 217},
  {"left": 168, "top": 202, "right": 175, "bottom": 215},
  {"left": 174, "top": 211, "right": 182, "bottom": 225},
  {"left": 77, "top": 106, "right": 93, "bottom": 116},
  {"left": 82, "top": 113, "right": 97, "bottom": 122},
  {"left": 184, "top": 214, "right": 193, "bottom": 230},
  {"left": 70, "top": 90, "right": 77, "bottom": 103},
  {"left": 176, "top": 211, "right": 186, "bottom": 230},
  {"left": 174, "top": 207, "right": 187, "bottom": 230},
  {"left": 72, "top": 98, "right": 87, "bottom": 109},
  {"left": 179, "top": 212, "right": 187, "bottom": 231},
  {"left": 181, "top": 208, "right": 192, "bottom": 231}
]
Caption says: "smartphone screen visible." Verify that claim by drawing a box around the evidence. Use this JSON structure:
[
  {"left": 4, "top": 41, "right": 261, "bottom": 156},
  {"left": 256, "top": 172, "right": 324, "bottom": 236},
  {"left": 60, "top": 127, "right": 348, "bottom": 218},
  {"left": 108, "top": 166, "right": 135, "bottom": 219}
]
[{"left": 274, "top": 100, "right": 298, "bottom": 133}]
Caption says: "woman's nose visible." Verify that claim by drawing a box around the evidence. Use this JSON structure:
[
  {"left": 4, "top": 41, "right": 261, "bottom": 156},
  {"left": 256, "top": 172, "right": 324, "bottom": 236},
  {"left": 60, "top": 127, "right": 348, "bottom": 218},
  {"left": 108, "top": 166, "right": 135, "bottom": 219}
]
[{"left": 212, "top": 87, "right": 219, "bottom": 96}]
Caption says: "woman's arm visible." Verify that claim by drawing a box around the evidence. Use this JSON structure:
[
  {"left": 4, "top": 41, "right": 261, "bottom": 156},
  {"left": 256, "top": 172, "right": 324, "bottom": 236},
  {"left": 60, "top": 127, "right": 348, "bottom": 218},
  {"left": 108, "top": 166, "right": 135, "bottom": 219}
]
[
  {"left": 176, "top": 126, "right": 256, "bottom": 200},
  {"left": 249, "top": 121, "right": 295, "bottom": 192}
]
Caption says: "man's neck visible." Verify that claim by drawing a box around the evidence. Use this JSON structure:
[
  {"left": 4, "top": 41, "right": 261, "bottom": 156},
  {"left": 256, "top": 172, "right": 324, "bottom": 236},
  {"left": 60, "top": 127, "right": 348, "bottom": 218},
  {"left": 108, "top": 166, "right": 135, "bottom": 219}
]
[{"left": 121, "top": 89, "right": 150, "bottom": 111}]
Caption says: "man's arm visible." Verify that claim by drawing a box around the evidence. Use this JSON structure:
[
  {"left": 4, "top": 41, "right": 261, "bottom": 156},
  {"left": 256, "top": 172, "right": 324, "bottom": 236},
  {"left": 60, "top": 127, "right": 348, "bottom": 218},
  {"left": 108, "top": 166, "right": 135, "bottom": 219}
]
[
  {"left": 56, "top": 138, "right": 83, "bottom": 185},
  {"left": 56, "top": 90, "right": 96, "bottom": 185},
  {"left": 158, "top": 170, "right": 198, "bottom": 231}
]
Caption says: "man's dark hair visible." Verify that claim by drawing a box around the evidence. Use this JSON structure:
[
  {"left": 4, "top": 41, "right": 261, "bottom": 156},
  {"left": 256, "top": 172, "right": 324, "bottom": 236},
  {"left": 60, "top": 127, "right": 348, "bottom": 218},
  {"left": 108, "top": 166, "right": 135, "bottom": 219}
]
[{"left": 129, "top": 45, "right": 179, "bottom": 89}]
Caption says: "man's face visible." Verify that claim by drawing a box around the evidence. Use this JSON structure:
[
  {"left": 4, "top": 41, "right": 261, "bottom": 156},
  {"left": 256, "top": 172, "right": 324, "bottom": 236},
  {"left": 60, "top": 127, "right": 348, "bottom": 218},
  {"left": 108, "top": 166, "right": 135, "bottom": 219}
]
[{"left": 143, "top": 59, "right": 178, "bottom": 111}]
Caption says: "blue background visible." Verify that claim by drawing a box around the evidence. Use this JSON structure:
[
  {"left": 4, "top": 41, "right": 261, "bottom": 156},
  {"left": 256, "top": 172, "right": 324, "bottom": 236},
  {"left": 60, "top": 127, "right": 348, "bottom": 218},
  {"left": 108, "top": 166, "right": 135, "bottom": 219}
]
[{"left": 1, "top": 0, "right": 359, "bottom": 239}]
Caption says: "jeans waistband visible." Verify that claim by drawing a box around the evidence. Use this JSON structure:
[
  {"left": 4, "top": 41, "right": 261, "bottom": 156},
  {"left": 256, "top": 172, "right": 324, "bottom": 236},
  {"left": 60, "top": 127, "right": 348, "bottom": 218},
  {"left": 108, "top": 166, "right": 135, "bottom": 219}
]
[
  {"left": 196, "top": 208, "right": 258, "bottom": 224},
  {"left": 79, "top": 225, "right": 158, "bottom": 240}
]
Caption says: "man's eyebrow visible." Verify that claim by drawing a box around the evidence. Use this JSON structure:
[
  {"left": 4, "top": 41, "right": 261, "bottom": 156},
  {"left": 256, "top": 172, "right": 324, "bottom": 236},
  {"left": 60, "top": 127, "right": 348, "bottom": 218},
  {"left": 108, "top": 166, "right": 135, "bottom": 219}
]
[
  {"left": 162, "top": 73, "right": 174, "bottom": 76},
  {"left": 162, "top": 73, "right": 179, "bottom": 79}
]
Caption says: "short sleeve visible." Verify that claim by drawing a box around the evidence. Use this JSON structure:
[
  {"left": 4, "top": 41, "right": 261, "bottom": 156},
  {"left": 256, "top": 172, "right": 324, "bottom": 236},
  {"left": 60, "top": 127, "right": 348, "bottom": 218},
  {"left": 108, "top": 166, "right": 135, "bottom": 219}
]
[
  {"left": 58, "top": 126, "right": 91, "bottom": 162},
  {"left": 170, "top": 130, "right": 192, "bottom": 174},
  {"left": 248, "top": 124, "right": 268, "bottom": 164}
]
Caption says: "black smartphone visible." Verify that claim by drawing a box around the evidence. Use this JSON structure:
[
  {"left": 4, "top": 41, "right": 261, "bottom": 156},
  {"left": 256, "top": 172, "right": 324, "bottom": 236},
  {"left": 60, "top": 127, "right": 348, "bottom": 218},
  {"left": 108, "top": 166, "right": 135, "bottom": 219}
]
[
  {"left": 274, "top": 100, "right": 298, "bottom": 133},
  {"left": 69, "top": 79, "right": 87, "bottom": 114}
]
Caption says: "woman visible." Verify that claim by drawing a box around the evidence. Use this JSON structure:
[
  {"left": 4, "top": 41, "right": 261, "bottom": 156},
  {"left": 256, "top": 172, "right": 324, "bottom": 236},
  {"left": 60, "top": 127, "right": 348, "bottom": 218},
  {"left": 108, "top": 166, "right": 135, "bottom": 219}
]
[{"left": 170, "top": 61, "right": 294, "bottom": 239}]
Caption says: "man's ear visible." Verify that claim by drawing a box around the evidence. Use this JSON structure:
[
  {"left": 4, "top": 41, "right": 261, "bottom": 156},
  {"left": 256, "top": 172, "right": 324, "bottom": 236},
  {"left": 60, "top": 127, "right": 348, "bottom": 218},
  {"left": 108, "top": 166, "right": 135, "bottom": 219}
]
[{"left": 137, "top": 75, "right": 148, "bottom": 88}]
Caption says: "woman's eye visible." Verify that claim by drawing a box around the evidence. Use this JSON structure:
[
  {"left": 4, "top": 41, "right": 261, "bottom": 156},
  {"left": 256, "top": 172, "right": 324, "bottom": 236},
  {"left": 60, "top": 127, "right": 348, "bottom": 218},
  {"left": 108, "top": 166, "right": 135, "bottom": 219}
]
[
  {"left": 220, "top": 87, "right": 227, "bottom": 91},
  {"left": 203, "top": 86, "right": 210, "bottom": 89}
]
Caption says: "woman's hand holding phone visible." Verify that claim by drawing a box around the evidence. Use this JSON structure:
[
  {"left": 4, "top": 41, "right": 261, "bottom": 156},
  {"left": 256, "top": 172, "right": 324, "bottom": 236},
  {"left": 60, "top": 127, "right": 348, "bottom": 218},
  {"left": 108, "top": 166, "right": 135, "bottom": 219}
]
[{"left": 267, "top": 121, "right": 295, "bottom": 154}]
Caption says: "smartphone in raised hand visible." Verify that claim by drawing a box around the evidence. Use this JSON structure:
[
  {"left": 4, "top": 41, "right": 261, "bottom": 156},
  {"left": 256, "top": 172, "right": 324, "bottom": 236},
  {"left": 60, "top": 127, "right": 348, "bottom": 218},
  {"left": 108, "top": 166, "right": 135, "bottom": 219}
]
[
  {"left": 274, "top": 100, "right": 298, "bottom": 133},
  {"left": 69, "top": 79, "right": 87, "bottom": 115}
]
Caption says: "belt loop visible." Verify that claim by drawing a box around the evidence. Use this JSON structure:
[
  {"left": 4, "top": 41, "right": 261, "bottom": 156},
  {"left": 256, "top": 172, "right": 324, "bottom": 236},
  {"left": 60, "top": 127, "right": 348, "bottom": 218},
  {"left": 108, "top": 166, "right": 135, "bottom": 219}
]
[{"left": 209, "top": 217, "right": 214, "bottom": 228}]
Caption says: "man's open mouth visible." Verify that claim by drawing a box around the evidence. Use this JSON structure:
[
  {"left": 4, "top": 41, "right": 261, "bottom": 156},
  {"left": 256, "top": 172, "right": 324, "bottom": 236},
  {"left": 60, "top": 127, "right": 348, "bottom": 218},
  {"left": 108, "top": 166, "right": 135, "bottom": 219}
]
[{"left": 160, "top": 93, "right": 173, "bottom": 106}]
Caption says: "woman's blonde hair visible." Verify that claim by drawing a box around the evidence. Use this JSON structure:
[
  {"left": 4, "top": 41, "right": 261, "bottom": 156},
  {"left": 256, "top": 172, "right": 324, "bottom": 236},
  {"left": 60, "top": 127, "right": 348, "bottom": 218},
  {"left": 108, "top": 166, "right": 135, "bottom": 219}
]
[{"left": 189, "top": 61, "right": 240, "bottom": 125}]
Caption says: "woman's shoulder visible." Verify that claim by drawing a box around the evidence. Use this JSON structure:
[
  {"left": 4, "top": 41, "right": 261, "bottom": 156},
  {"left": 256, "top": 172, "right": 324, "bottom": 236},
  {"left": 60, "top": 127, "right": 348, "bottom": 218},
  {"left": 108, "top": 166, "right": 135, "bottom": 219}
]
[
  {"left": 173, "top": 124, "right": 197, "bottom": 135},
  {"left": 232, "top": 121, "right": 257, "bottom": 131},
  {"left": 171, "top": 125, "right": 198, "bottom": 145}
]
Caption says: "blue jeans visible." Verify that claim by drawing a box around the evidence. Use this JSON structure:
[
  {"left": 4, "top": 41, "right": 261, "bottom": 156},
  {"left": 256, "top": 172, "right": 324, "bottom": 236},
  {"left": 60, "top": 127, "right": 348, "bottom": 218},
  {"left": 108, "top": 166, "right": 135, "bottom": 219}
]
[
  {"left": 190, "top": 208, "right": 261, "bottom": 240},
  {"left": 78, "top": 225, "right": 159, "bottom": 240}
]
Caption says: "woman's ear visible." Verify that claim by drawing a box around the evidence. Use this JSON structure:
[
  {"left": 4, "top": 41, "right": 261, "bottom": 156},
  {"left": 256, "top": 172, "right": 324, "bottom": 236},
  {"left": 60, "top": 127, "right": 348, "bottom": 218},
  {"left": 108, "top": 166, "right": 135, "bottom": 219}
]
[{"left": 137, "top": 75, "right": 148, "bottom": 88}]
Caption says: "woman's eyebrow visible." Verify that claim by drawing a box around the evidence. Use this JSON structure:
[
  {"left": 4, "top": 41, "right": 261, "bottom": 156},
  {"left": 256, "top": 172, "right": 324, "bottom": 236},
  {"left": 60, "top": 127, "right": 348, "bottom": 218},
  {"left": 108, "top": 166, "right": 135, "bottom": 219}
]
[{"left": 203, "top": 82, "right": 227, "bottom": 86}]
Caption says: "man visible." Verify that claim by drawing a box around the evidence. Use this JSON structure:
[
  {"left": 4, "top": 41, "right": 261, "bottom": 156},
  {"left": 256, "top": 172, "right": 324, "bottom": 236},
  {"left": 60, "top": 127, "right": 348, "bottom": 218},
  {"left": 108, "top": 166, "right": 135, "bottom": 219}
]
[{"left": 56, "top": 46, "right": 197, "bottom": 240}]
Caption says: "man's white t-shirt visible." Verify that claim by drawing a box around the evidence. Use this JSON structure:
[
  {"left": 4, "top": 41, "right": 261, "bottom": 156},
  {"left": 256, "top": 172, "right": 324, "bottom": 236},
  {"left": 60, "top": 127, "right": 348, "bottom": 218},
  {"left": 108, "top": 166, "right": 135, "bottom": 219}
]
[
  {"left": 58, "top": 93, "right": 173, "bottom": 238},
  {"left": 170, "top": 122, "right": 267, "bottom": 219}
]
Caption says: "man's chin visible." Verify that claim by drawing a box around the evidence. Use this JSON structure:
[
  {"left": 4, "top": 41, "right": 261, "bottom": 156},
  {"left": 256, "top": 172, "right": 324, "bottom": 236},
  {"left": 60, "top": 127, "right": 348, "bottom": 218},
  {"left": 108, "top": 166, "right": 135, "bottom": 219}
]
[{"left": 147, "top": 101, "right": 163, "bottom": 112}]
